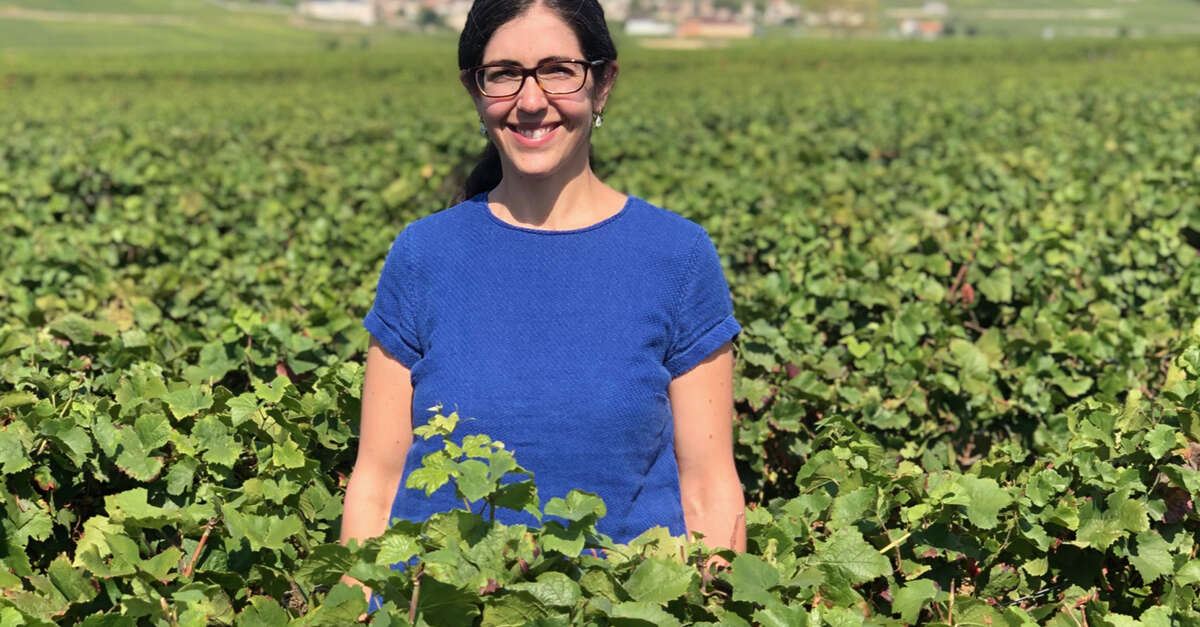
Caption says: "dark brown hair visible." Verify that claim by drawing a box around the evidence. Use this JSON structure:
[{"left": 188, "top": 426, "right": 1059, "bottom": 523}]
[{"left": 455, "top": 0, "right": 618, "bottom": 203}]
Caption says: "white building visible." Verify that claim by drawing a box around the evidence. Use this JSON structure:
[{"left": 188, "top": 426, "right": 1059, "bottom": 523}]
[
  {"left": 299, "top": 0, "right": 377, "bottom": 25},
  {"left": 625, "top": 17, "right": 676, "bottom": 36}
]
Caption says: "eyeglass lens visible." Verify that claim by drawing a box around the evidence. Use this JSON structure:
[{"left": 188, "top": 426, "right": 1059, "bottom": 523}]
[{"left": 477, "top": 61, "right": 587, "bottom": 97}]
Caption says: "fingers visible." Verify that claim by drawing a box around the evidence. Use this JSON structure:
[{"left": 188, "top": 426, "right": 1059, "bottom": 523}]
[{"left": 702, "top": 553, "right": 731, "bottom": 578}]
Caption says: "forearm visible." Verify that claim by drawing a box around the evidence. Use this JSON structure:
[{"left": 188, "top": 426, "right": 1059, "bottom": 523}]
[
  {"left": 339, "top": 466, "right": 404, "bottom": 546},
  {"left": 679, "top": 462, "right": 747, "bottom": 552},
  {"left": 342, "top": 338, "right": 414, "bottom": 547},
  {"left": 669, "top": 342, "right": 745, "bottom": 551},
  {"left": 342, "top": 334, "right": 414, "bottom": 609},
  {"left": 338, "top": 462, "right": 405, "bottom": 604}
]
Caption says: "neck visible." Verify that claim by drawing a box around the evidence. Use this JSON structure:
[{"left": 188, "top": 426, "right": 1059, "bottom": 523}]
[{"left": 488, "top": 156, "right": 619, "bottom": 231}]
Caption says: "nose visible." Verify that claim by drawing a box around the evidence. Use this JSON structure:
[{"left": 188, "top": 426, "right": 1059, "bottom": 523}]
[{"left": 515, "top": 74, "right": 549, "bottom": 112}]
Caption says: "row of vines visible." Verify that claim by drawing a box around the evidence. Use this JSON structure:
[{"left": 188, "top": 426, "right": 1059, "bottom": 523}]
[{"left": 2, "top": 39, "right": 1200, "bottom": 625}]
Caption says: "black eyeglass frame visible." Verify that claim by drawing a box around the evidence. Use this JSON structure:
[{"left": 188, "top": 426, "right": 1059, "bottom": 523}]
[{"left": 465, "top": 58, "right": 608, "bottom": 98}]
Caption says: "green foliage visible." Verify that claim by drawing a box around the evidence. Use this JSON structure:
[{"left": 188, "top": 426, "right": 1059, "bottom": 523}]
[{"left": 2, "top": 39, "right": 1200, "bottom": 624}]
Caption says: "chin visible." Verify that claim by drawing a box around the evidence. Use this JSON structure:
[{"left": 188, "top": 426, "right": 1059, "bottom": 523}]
[
  {"left": 504, "top": 149, "right": 592, "bottom": 180},
  {"left": 502, "top": 154, "right": 570, "bottom": 180},
  {"left": 510, "top": 164, "right": 560, "bottom": 179}
]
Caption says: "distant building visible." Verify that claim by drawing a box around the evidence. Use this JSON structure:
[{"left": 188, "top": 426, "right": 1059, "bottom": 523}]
[
  {"left": 899, "top": 17, "right": 943, "bottom": 39},
  {"left": 295, "top": 0, "right": 767, "bottom": 34},
  {"left": 800, "top": 6, "right": 869, "bottom": 30},
  {"left": 763, "top": 0, "right": 801, "bottom": 25},
  {"left": 299, "top": 0, "right": 378, "bottom": 25},
  {"left": 887, "top": 1, "right": 949, "bottom": 21},
  {"left": 827, "top": 7, "right": 865, "bottom": 27},
  {"left": 603, "top": 0, "right": 632, "bottom": 23},
  {"left": 922, "top": 2, "right": 948, "bottom": 17},
  {"left": 375, "top": 0, "right": 413, "bottom": 24},
  {"left": 440, "top": 0, "right": 472, "bottom": 31},
  {"left": 626, "top": 18, "right": 676, "bottom": 36},
  {"left": 677, "top": 17, "right": 754, "bottom": 38}
]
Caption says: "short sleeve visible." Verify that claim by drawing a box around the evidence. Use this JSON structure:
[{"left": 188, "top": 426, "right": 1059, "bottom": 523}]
[
  {"left": 664, "top": 230, "right": 742, "bottom": 379},
  {"left": 363, "top": 229, "right": 423, "bottom": 368}
]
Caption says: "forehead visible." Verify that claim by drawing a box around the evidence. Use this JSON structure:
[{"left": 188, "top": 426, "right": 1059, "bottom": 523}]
[{"left": 482, "top": 4, "right": 584, "bottom": 64}]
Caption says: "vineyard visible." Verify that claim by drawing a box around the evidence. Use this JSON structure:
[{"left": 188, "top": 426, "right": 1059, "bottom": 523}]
[{"left": 2, "top": 37, "right": 1200, "bottom": 625}]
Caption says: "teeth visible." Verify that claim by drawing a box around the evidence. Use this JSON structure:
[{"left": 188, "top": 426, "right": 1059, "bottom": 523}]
[{"left": 517, "top": 125, "right": 554, "bottom": 139}]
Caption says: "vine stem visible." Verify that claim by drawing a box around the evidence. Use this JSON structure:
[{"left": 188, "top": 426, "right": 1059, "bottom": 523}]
[
  {"left": 408, "top": 563, "right": 425, "bottom": 624},
  {"left": 947, "top": 223, "right": 984, "bottom": 303},
  {"left": 875, "top": 516, "right": 905, "bottom": 575},
  {"left": 948, "top": 579, "right": 955, "bottom": 625},
  {"left": 183, "top": 517, "right": 218, "bottom": 579},
  {"left": 160, "top": 597, "right": 178, "bottom": 627},
  {"left": 448, "top": 477, "right": 471, "bottom": 511},
  {"left": 57, "top": 387, "right": 77, "bottom": 419},
  {"left": 876, "top": 530, "right": 912, "bottom": 555}
]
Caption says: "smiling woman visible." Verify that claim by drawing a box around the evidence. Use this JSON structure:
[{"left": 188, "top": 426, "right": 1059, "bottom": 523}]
[
  {"left": 339, "top": 0, "right": 747, "bottom": 613},
  {"left": 455, "top": 0, "right": 623, "bottom": 225}
]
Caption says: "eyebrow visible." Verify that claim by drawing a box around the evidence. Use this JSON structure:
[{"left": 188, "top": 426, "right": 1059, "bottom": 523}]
[{"left": 481, "top": 55, "right": 578, "bottom": 66}]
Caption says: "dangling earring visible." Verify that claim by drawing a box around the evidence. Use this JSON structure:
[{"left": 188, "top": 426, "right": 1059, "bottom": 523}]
[
  {"left": 479, "top": 120, "right": 487, "bottom": 137},
  {"left": 592, "top": 111, "right": 604, "bottom": 128}
]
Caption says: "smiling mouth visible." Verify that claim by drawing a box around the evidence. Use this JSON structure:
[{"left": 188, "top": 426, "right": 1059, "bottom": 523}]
[{"left": 509, "top": 122, "right": 560, "bottom": 140}]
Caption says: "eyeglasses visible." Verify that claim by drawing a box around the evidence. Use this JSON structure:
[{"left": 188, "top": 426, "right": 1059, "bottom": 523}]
[{"left": 467, "top": 59, "right": 607, "bottom": 98}]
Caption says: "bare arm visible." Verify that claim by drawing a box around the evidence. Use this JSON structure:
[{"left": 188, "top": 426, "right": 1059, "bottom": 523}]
[
  {"left": 669, "top": 341, "right": 747, "bottom": 553},
  {"left": 340, "top": 336, "right": 414, "bottom": 601}
]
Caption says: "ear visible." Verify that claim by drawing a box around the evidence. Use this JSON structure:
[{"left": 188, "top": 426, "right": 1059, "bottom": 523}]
[
  {"left": 460, "top": 69, "right": 480, "bottom": 98},
  {"left": 461, "top": 70, "right": 488, "bottom": 116},
  {"left": 592, "top": 60, "right": 619, "bottom": 112}
]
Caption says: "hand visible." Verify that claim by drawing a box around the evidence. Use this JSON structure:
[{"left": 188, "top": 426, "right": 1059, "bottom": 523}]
[
  {"left": 703, "top": 554, "right": 731, "bottom": 578},
  {"left": 699, "top": 553, "right": 733, "bottom": 598},
  {"left": 340, "top": 573, "right": 372, "bottom": 622}
]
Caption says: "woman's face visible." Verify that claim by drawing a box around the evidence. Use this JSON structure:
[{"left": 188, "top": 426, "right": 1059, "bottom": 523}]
[{"left": 472, "top": 4, "right": 613, "bottom": 183}]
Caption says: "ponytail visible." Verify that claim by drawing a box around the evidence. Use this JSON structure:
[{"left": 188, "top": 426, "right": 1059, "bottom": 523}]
[{"left": 456, "top": 142, "right": 503, "bottom": 204}]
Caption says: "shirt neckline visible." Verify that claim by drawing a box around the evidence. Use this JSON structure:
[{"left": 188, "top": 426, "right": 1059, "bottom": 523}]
[{"left": 476, "top": 192, "right": 634, "bottom": 235}]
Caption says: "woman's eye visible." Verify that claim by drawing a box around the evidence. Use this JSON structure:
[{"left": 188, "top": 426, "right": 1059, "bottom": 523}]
[
  {"left": 487, "top": 68, "right": 522, "bottom": 81},
  {"left": 540, "top": 63, "right": 576, "bottom": 77}
]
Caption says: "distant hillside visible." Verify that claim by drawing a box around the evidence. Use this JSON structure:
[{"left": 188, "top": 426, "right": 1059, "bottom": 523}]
[
  {"left": 1, "top": 0, "right": 1197, "bottom": 53},
  {"left": 877, "top": 0, "right": 1200, "bottom": 37},
  {"left": 3, "top": 0, "right": 224, "bottom": 14},
  {"left": 0, "top": 0, "right": 392, "bottom": 53},
  {"left": 0, "top": 0, "right": 304, "bottom": 13}
]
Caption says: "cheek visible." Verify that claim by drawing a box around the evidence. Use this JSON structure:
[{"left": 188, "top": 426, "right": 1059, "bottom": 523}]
[
  {"left": 481, "top": 101, "right": 509, "bottom": 120},
  {"left": 555, "top": 95, "right": 594, "bottom": 120}
]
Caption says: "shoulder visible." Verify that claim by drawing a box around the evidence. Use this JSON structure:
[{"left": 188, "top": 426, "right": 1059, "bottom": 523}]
[
  {"left": 626, "top": 196, "right": 707, "bottom": 240},
  {"left": 379, "top": 195, "right": 486, "bottom": 268},
  {"left": 399, "top": 194, "right": 485, "bottom": 243},
  {"left": 623, "top": 196, "right": 712, "bottom": 262}
]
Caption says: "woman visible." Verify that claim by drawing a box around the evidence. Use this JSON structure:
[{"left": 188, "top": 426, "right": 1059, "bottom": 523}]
[{"left": 340, "top": 0, "right": 746, "bottom": 607}]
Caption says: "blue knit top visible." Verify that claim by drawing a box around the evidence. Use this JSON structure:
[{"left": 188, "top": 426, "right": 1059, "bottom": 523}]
[{"left": 363, "top": 192, "right": 741, "bottom": 544}]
